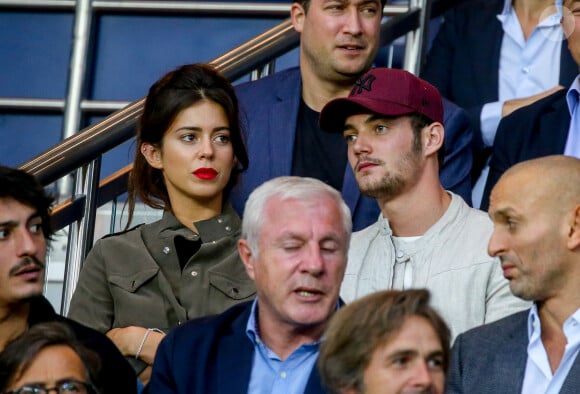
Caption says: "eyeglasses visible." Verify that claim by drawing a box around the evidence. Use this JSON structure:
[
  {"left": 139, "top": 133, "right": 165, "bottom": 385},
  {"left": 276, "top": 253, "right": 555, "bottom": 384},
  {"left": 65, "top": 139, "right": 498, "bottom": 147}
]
[{"left": 4, "top": 379, "right": 96, "bottom": 394}]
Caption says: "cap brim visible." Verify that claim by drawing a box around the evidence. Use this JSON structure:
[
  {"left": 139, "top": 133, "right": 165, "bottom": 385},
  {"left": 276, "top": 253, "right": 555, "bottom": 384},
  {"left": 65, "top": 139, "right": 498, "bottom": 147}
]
[{"left": 319, "top": 96, "right": 418, "bottom": 134}]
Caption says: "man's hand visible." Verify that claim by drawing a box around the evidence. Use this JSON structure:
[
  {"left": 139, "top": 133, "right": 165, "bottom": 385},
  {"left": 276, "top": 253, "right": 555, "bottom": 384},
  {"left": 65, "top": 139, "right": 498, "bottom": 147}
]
[{"left": 502, "top": 86, "right": 565, "bottom": 117}]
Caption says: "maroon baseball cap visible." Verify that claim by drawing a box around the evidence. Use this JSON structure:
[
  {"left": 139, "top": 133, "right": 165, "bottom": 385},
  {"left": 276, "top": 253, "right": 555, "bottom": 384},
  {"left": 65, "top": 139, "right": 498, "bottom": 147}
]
[{"left": 319, "top": 68, "right": 443, "bottom": 133}]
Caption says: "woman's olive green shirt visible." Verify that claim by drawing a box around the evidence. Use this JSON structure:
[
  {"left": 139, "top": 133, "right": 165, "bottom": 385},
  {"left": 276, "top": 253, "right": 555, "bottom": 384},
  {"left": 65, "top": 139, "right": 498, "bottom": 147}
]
[{"left": 68, "top": 204, "right": 255, "bottom": 371}]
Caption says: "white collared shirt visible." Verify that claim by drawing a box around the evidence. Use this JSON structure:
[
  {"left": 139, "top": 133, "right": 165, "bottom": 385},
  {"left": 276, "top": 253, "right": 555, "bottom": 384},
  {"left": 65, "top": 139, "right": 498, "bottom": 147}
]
[{"left": 521, "top": 305, "right": 580, "bottom": 394}]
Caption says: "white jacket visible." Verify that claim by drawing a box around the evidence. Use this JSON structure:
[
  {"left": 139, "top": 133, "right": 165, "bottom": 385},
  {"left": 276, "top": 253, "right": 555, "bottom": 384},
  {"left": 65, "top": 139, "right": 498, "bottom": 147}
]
[{"left": 341, "top": 192, "right": 530, "bottom": 339}]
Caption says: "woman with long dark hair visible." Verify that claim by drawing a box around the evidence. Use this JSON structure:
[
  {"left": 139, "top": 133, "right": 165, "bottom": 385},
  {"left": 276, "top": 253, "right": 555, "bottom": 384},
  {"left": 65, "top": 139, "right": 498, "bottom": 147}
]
[{"left": 68, "top": 64, "right": 255, "bottom": 384}]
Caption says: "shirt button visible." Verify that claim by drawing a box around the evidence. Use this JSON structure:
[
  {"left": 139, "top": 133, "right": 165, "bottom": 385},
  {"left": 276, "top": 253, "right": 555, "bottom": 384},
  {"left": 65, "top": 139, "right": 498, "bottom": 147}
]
[
  {"left": 191, "top": 271, "right": 198, "bottom": 277},
  {"left": 163, "top": 246, "right": 171, "bottom": 255},
  {"left": 522, "top": 67, "right": 529, "bottom": 74},
  {"left": 225, "top": 226, "right": 231, "bottom": 232},
  {"left": 280, "top": 372, "right": 287, "bottom": 379},
  {"left": 217, "top": 217, "right": 224, "bottom": 224}
]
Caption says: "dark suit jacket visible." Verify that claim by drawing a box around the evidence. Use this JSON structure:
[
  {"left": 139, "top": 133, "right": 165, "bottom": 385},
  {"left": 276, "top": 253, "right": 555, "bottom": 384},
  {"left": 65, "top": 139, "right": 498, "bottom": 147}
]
[
  {"left": 480, "top": 89, "right": 570, "bottom": 210},
  {"left": 232, "top": 67, "right": 473, "bottom": 231},
  {"left": 446, "top": 310, "right": 580, "bottom": 394},
  {"left": 146, "top": 301, "right": 327, "bottom": 394}
]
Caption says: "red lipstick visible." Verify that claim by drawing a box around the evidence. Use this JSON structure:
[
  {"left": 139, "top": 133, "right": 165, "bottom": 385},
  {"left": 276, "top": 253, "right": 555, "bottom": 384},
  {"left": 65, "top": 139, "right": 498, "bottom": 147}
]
[{"left": 193, "top": 168, "right": 218, "bottom": 180}]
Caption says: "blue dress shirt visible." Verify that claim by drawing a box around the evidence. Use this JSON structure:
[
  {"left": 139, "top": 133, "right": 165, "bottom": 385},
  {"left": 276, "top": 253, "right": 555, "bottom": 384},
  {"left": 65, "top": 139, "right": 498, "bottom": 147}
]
[{"left": 245, "top": 300, "right": 320, "bottom": 394}]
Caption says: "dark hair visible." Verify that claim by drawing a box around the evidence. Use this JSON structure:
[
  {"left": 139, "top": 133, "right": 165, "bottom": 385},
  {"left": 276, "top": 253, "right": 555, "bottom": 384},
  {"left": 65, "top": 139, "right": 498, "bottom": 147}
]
[
  {"left": 410, "top": 113, "right": 445, "bottom": 168},
  {"left": 0, "top": 322, "right": 101, "bottom": 393},
  {"left": 319, "top": 289, "right": 451, "bottom": 394},
  {"left": 0, "top": 166, "right": 54, "bottom": 239},
  {"left": 294, "top": 0, "right": 387, "bottom": 13},
  {"left": 127, "top": 63, "right": 249, "bottom": 226}
]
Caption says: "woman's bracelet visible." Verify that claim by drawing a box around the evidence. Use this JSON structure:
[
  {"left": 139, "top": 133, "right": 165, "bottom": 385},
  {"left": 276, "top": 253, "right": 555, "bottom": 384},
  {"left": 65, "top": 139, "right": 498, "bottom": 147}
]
[{"left": 135, "top": 328, "right": 165, "bottom": 360}]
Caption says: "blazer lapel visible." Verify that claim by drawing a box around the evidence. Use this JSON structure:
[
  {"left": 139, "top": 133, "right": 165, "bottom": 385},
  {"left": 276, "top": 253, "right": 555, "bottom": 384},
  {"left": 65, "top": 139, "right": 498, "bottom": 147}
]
[
  {"left": 560, "top": 353, "right": 580, "bottom": 394},
  {"left": 523, "top": 94, "right": 570, "bottom": 160},
  {"left": 559, "top": 39, "right": 578, "bottom": 87},
  {"left": 472, "top": 6, "right": 503, "bottom": 102},
  {"left": 483, "top": 311, "right": 528, "bottom": 393},
  {"left": 214, "top": 308, "right": 254, "bottom": 394},
  {"left": 503, "top": 316, "right": 529, "bottom": 393},
  {"left": 304, "top": 361, "right": 327, "bottom": 394},
  {"left": 268, "top": 70, "right": 302, "bottom": 176}
]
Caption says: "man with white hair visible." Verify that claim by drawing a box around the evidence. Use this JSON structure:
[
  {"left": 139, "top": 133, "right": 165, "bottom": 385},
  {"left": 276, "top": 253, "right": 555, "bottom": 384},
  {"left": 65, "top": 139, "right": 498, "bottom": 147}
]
[{"left": 147, "top": 176, "right": 352, "bottom": 394}]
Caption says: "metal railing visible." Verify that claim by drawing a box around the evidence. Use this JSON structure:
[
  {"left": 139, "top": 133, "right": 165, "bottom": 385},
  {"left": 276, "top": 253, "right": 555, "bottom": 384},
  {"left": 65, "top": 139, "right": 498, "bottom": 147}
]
[{"left": 9, "top": 0, "right": 456, "bottom": 313}]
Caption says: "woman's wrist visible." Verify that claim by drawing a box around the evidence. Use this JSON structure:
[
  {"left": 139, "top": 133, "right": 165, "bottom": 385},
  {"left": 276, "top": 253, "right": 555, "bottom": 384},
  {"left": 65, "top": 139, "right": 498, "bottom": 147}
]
[{"left": 135, "top": 328, "right": 165, "bottom": 361}]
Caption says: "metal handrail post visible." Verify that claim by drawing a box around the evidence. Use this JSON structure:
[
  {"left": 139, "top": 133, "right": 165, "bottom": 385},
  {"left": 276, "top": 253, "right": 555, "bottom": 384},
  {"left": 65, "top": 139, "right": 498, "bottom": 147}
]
[
  {"left": 60, "top": 0, "right": 96, "bottom": 315},
  {"left": 59, "top": 0, "right": 94, "bottom": 199},
  {"left": 61, "top": 158, "right": 101, "bottom": 315},
  {"left": 403, "top": 0, "right": 431, "bottom": 75},
  {"left": 250, "top": 60, "right": 276, "bottom": 81}
]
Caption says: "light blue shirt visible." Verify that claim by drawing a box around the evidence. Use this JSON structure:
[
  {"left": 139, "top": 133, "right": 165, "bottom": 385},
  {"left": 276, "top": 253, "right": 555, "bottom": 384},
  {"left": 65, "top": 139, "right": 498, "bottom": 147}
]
[
  {"left": 565, "top": 75, "right": 580, "bottom": 158},
  {"left": 521, "top": 304, "right": 580, "bottom": 394},
  {"left": 245, "top": 299, "right": 320, "bottom": 394},
  {"left": 473, "top": 0, "right": 562, "bottom": 208}
]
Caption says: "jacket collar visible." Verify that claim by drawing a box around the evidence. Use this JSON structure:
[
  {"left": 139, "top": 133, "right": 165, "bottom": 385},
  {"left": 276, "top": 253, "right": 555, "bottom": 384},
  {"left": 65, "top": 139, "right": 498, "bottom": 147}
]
[{"left": 144, "top": 203, "right": 241, "bottom": 244}]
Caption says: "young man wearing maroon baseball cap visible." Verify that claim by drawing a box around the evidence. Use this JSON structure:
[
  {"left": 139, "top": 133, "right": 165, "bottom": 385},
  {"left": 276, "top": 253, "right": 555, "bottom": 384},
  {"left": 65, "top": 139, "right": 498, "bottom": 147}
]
[{"left": 319, "top": 68, "right": 529, "bottom": 340}]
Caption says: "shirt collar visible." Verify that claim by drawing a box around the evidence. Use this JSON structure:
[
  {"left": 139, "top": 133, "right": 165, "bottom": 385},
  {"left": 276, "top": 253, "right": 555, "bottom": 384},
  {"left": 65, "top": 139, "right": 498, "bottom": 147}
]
[
  {"left": 156, "top": 203, "right": 241, "bottom": 243},
  {"left": 246, "top": 298, "right": 261, "bottom": 345},
  {"left": 566, "top": 75, "right": 580, "bottom": 116},
  {"left": 245, "top": 298, "right": 341, "bottom": 346},
  {"left": 500, "top": 0, "right": 512, "bottom": 17},
  {"left": 527, "top": 303, "right": 541, "bottom": 340},
  {"left": 527, "top": 303, "right": 580, "bottom": 339}
]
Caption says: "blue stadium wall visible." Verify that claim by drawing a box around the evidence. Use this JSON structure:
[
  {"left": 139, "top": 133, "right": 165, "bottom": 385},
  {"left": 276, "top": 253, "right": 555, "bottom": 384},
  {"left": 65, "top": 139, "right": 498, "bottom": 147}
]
[{"left": 0, "top": 3, "right": 298, "bottom": 177}]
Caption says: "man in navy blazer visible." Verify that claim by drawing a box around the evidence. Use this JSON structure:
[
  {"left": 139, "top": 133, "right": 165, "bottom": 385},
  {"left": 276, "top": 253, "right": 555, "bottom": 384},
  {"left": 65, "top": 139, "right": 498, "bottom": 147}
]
[
  {"left": 422, "top": 0, "right": 576, "bottom": 134},
  {"left": 446, "top": 156, "right": 580, "bottom": 394},
  {"left": 147, "top": 177, "right": 352, "bottom": 393},
  {"left": 232, "top": 0, "right": 474, "bottom": 231},
  {"left": 421, "top": 0, "right": 577, "bottom": 197},
  {"left": 480, "top": 0, "right": 580, "bottom": 210}
]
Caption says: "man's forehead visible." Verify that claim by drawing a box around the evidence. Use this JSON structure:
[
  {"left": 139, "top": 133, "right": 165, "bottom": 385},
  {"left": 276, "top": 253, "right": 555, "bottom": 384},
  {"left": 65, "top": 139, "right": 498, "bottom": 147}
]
[
  {"left": 379, "top": 317, "right": 443, "bottom": 351},
  {"left": 489, "top": 181, "right": 516, "bottom": 213},
  {"left": 0, "top": 198, "right": 39, "bottom": 222},
  {"left": 489, "top": 175, "right": 540, "bottom": 217},
  {"left": 262, "top": 196, "right": 345, "bottom": 235}
]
